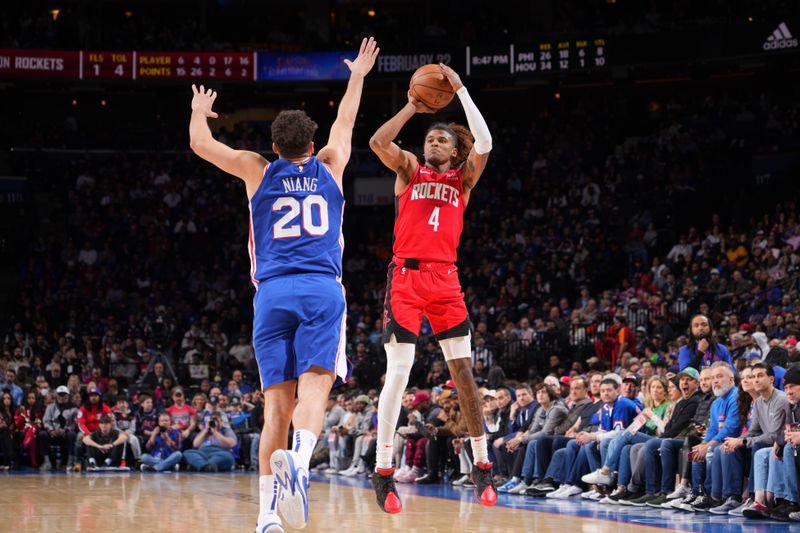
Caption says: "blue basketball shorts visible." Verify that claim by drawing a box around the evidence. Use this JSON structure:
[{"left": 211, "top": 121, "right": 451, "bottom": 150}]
[{"left": 252, "top": 274, "right": 350, "bottom": 390}]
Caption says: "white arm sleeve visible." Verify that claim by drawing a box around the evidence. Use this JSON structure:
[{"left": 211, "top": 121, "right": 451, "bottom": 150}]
[{"left": 456, "top": 87, "right": 492, "bottom": 154}]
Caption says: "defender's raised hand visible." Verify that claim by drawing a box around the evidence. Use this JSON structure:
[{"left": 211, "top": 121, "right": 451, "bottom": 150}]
[
  {"left": 344, "top": 37, "right": 380, "bottom": 77},
  {"left": 191, "top": 84, "right": 219, "bottom": 118}
]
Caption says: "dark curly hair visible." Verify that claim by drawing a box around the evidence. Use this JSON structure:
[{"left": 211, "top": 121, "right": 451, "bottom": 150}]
[
  {"left": 271, "top": 110, "right": 318, "bottom": 158},
  {"left": 425, "top": 122, "right": 473, "bottom": 166}
]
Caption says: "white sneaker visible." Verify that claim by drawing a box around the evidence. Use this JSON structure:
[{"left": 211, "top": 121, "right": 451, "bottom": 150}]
[
  {"left": 552, "top": 485, "right": 582, "bottom": 499},
  {"left": 666, "top": 484, "right": 690, "bottom": 501},
  {"left": 323, "top": 467, "right": 337, "bottom": 475},
  {"left": 508, "top": 481, "right": 531, "bottom": 495},
  {"left": 270, "top": 450, "right": 309, "bottom": 530},
  {"left": 581, "top": 489, "right": 597, "bottom": 499},
  {"left": 451, "top": 474, "right": 470, "bottom": 486},
  {"left": 339, "top": 467, "right": 358, "bottom": 477},
  {"left": 581, "top": 469, "right": 613, "bottom": 486},
  {"left": 589, "top": 490, "right": 604, "bottom": 501},
  {"left": 254, "top": 513, "right": 284, "bottom": 533},
  {"left": 545, "top": 485, "right": 567, "bottom": 498}
]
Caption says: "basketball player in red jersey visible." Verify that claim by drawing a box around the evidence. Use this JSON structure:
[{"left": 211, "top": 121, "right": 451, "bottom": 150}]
[{"left": 368, "top": 64, "right": 494, "bottom": 513}]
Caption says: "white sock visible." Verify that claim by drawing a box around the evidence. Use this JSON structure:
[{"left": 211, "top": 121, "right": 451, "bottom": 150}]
[
  {"left": 259, "top": 474, "right": 277, "bottom": 517},
  {"left": 292, "top": 429, "right": 317, "bottom": 468},
  {"left": 376, "top": 341, "right": 414, "bottom": 470},
  {"left": 470, "top": 434, "right": 489, "bottom": 464}
]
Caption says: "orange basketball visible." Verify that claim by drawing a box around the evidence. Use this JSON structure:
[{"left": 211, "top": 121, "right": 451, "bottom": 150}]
[{"left": 409, "top": 64, "right": 455, "bottom": 110}]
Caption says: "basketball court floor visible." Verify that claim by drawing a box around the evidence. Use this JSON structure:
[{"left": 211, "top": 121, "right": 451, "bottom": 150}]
[{"left": 1, "top": 470, "right": 796, "bottom": 532}]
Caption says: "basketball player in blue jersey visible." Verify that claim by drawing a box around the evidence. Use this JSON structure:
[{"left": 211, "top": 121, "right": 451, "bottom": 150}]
[{"left": 189, "top": 37, "right": 379, "bottom": 533}]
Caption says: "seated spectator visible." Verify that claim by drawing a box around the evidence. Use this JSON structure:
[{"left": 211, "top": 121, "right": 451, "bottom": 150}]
[
  {"left": 141, "top": 412, "right": 183, "bottom": 472},
  {"left": 0, "top": 369, "right": 23, "bottom": 406},
  {"left": 582, "top": 376, "right": 672, "bottom": 489},
  {"left": 338, "top": 395, "right": 376, "bottom": 477},
  {"left": 74, "top": 386, "right": 112, "bottom": 471},
  {"left": 231, "top": 369, "right": 254, "bottom": 394},
  {"left": 492, "top": 383, "right": 537, "bottom": 480},
  {"left": 183, "top": 411, "right": 237, "bottom": 471},
  {"left": 712, "top": 362, "right": 787, "bottom": 514},
  {"left": 546, "top": 376, "right": 639, "bottom": 499},
  {"left": 112, "top": 395, "right": 140, "bottom": 460},
  {"left": 327, "top": 397, "right": 357, "bottom": 473},
  {"left": 744, "top": 365, "right": 800, "bottom": 520},
  {"left": 0, "top": 391, "right": 17, "bottom": 469},
  {"left": 165, "top": 386, "right": 196, "bottom": 443},
  {"left": 502, "top": 383, "right": 568, "bottom": 493},
  {"left": 84, "top": 414, "right": 129, "bottom": 469},
  {"left": 39, "top": 385, "right": 79, "bottom": 470},
  {"left": 14, "top": 390, "right": 45, "bottom": 467},
  {"left": 395, "top": 391, "right": 441, "bottom": 483},
  {"left": 682, "top": 362, "right": 742, "bottom": 511},
  {"left": 134, "top": 392, "right": 160, "bottom": 446}
]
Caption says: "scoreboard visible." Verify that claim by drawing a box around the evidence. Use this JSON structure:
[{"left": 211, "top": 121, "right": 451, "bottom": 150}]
[
  {"left": 0, "top": 49, "right": 256, "bottom": 81},
  {"left": 467, "top": 39, "right": 608, "bottom": 76},
  {"left": 514, "top": 39, "right": 607, "bottom": 73}
]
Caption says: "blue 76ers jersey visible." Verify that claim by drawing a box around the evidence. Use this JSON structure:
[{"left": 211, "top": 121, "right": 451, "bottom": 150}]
[{"left": 247, "top": 156, "right": 344, "bottom": 287}]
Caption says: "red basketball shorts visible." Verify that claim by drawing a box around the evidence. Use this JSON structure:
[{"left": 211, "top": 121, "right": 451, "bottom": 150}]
[{"left": 382, "top": 257, "right": 471, "bottom": 344}]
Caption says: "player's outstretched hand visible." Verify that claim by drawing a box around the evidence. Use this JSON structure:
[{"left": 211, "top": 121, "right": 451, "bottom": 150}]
[
  {"left": 407, "top": 91, "right": 436, "bottom": 114},
  {"left": 438, "top": 63, "right": 464, "bottom": 92},
  {"left": 191, "top": 84, "right": 219, "bottom": 118},
  {"left": 344, "top": 37, "right": 380, "bottom": 77}
]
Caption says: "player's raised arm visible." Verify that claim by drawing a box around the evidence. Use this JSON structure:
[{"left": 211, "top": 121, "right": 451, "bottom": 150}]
[
  {"left": 369, "top": 90, "right": 437, "bottom": 189},
  {"left": 317, "top": 37, "right": 380, "bottom": 187},
  {"left": 188, "top": 85, "right": 267, "bottom": 198},
  {"left": 438, "top": 64, "right": 492, "bottom": 193}
]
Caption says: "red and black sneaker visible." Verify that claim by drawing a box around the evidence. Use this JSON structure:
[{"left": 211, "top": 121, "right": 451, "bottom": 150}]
[
  {"left": 471, "top": 462, "right": 498, "bottom": 507},
  {"left": 372, "top": 467, "right": 402, "bottom": 514}
]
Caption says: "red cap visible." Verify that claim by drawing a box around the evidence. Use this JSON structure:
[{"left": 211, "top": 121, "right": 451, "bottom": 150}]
[
  {"left": 787, "top": 337, "right": 798, "bottom": 347},
  {"left": 444, "top": 379, "right": 456, "bottom": 389},
  {"left": 559, "top": 376, "right": 572, "bottom": 385},
  {"left": 739, "top": 324, "right": 751, "bottom": 332},
  {"left": 411, "top": 391, "right": 431, "bottom": 407}
]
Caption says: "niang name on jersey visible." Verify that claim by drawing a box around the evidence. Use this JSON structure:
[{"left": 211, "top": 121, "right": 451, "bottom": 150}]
[
  {"left": 410, "top": 182, "right": 460, "bottom": 207},
  {"left": 282, "top": 177, "right": 318, "bottom": 193}
]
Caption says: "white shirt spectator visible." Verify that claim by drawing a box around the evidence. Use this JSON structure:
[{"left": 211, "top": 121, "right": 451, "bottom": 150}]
[
  {"left": 174, "top": 219, "right": 197, "bottom": 234},
  {"left": 163, "top": 191, "right": 182, "bottom": 208},
  {"left": 666, "top": 241, "right": 692, "bottom": 263},
  {"left": 229, "top": 341, "right": 255, "bottom": 364},
  {"left": 154, "top": 171, "right": 171, "bottom": 186},
  {"left": 78, "top": 246, "right": 98, "bottom": 266}
]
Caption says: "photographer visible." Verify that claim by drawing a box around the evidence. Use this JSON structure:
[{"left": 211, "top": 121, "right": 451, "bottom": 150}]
[
  {"left": 141, "top": 413, "right": 183, "bottom": 472},
  {"left": 183, "top": 410, "right": 237, "bottom": 472}
]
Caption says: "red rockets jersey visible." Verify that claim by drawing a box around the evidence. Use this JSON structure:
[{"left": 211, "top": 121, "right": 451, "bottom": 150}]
[{"left": 393, "top": 164, "right": 466, "bottom": 263}]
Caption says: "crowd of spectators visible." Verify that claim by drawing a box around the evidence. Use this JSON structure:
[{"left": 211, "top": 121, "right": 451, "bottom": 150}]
[{"left": 3, "top": 1, "right": 798, "bottom": 51}]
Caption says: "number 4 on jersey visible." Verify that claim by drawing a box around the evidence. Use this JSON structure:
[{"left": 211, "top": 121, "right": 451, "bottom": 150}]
[{"left": 428, "top": 206, "right": 440, "bottom": 232}]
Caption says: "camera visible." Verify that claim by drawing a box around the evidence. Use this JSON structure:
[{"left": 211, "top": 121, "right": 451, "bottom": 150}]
[{"left": 208, "top": 420, "right": 217, "bottom": 429}]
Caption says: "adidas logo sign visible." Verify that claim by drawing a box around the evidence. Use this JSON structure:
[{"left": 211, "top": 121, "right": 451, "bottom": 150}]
[{"left": 763, "top": 22, "right": 799, "bottom": 51}]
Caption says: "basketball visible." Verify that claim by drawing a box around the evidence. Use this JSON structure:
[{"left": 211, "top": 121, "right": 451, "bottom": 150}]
[{"left": 409, "top": 64, "right": 455, "bottom": 110}]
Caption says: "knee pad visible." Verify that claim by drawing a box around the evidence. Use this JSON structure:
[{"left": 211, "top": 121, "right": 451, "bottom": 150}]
[
  {"left": 439, "top": 333, "right": 472, "bottom": 361},
  {"left": 384, "top": 336, "right": 415, "bottom": 369}
]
